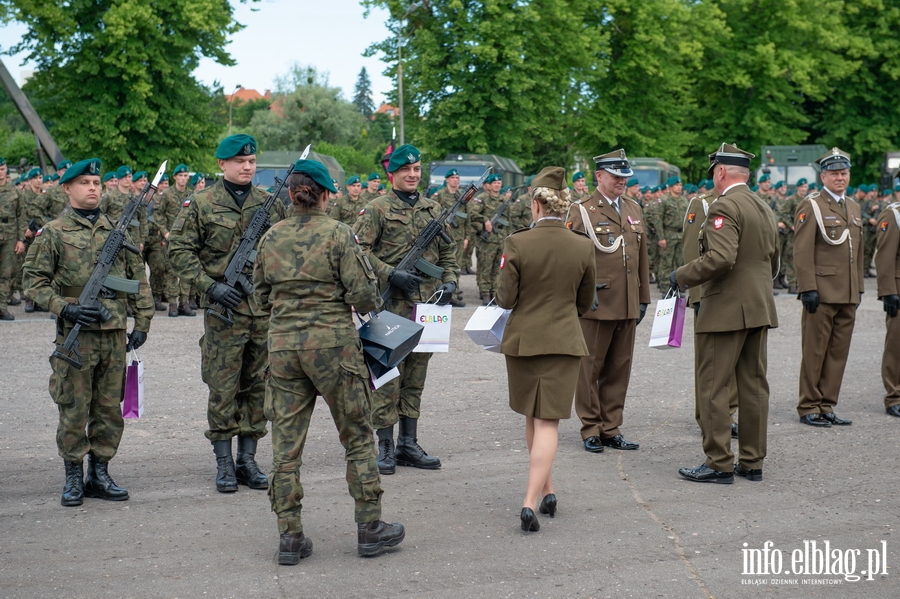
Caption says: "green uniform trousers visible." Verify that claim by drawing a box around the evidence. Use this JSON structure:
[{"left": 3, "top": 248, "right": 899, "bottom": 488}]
[
  {"left": 266, "top": 345, "right": 383, "bottom": 534},
  {"left": 696, "top": 326, "right": 769, "bottom": 472},
  {"left": 49, "top": 328, "right": 127, "bottom": 462},
  {"left": 144, "top": 242, "right": 170, "bottom": 301},
  {"left": 883, "top": 312, "right": 900, "bottom": 409},
  {"left": 200, "top": 311, "right": 269, "bottom": 441},
  {"left": 463, "top": 231, "right": 476, "bottom": 271},
  {"left": 165, "top": 247, "right": 193, "bottom": 303},
  {"left": 798, "top": 303, "right": 856, "bottom": 417},
  {"left": 475, "top": 239, "right": 503, "bottom": 295},
  {"left": 0, "top": 239, "right": 18, "bottom": 301},
  {"left": 779, "top": 231, "right": 796, "bottom": 287}
]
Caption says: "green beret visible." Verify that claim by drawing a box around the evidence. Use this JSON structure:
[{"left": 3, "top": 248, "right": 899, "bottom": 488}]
[
  {"left": 0, "top": 157, "right": 5, "bottom": 166},
  {"left": 808, "top": 183, "right": 817, "bottom": 190},
  {"left": 795, "top": 178, "right": 808, "bottom": 186},
  {"left": 666, "top": 176, "right": 681, "bottom": 186},
  {"left": 25, "top": 167, "right": 42, "bottom": 180},
  {"left": 160, "top": 173, "right": 170, "bottom": 182},
  {"left": 774, "top": 181, "right": 785, "bottom": 189},
  {"left": 59, "top": 158, "right": 102, "bottom": 184},
  {"left": 893, "top": 185, "right": 900, "bottom": 193},
  {"left": 882, "top": 188, "right": 893, "bottom": 197},
  {"left": 133, "top": 171, "right": 148, "bottom": 180},
  {"left": 627, "top": 177, "right": 639, "bottom": 187},
  {"left": 659, "top": 183, "right": 668, "bottom": 191},
  {"left": 116, "top": 166, "right": 132, "bottom": 178},
  {"left": 377, "top": 184, "right": 385, "bottom": 191},
  {"left": 56, "top": 160, "right": 73, "bottom": 170},
  {"left": 685, "top": 184, "right": 697, "bottom": 193},
  {"left": 386, "top": 144, "right": 421, "bottom": 173},
  {"left": 42, "top": 174, "right": 53, "bottom": 183},
  {"left": 51, "top": 173, "right": 59, "bottom": 181},
  {"left": 650, "top": 186, "right": 659, "bottom": 193},
  {"left": 758, "top": 173, "right": 770, "bottom": 183},
  {"left": 640, "top": 186, "right": 650, "bottom": 193},
  {"left": 525, "top": 175, "right": 535, "bottom": 186},
  {"left": 346, "top": 175, "right": 361, "bottom": 186},
  {"left": 445, "top": 168, "right": 459, "bottom": 177},
  {"left": 867, "top": 183, "right": 878, "bottom": 192},
  {"left": 190, "top": 173, "right": 204, "bottom": 186},
  {"left": 173, "top": 163, "right": 189, "bottom": 175},
  {"left": 102, "top": 172, "right": 117, "bottom": 182},
  {"left": 366, "top": 172, "right": 381, "bottom": 182},
  {"left": 216, "top": 134, "right": 258, "bottom": 160},
  {"left": 293, "top": 158, "right": 337, "bottom": 193},
  {"left": 572, "top": 171, "right": 585, "bottom": 182},
  {"left": 501, "top": 186, "right": 511, "bottom": 194},
  {"left": 750, "top": 184, "right": 759, "bottom": 192},
  {"left": 846, "top": 186, "right": 855, "bottom": 195},
  {"left": 484, "top": 173, "right": 502, "bottom": 184}
]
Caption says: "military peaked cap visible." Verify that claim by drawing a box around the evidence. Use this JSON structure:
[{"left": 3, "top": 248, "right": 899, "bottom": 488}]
[
  {"left": 593, "top": 149, "right": 634, "bottom": 177},
  {"left": 708, "top": 143, "right": 754, "bottom": 176}
]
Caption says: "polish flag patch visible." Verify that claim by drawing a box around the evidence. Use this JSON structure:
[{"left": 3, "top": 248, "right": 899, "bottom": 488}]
[
  {"left": 354, "top": 234, "right": 361, "bottom": 244},
  {"left": 500, "top": 254, "right": 506, "bottom": 269},
  {"left": 359, "top": 209, "right": 366, "bottom": 216},
  {"left": 713, "top": 216, "right": 724, "bottom": 230},
  {"left": 35, "top": 228, "right": 43, "bottom": 236},
  {"left": 182, "top": 199, "right": 191, "bottom": 207}
]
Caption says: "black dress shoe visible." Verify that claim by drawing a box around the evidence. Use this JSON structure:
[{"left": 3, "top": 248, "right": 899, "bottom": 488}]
[
  {"left": 520, "top": 507, "right": 539, "bottom": 532},
  {"left": 583, "top": 436, "right": 604, "bottom": 453},
  {"left": 731, "top": 423, "right": 739, "bottom": 439},
  {"left": 799, "top": 414, "right": 831, "bottom": 427},
  {"left": 678, "top": 464, "right": 734, "bottom": 484},
  {"left": 734, "top": 463, "right": 763, "bottom": 482},
  {"left": 600, "top": 434, "right": 640, "bottom": 450},
  {"left": 539, "top": 494, "right": 557, "bottom": 518},
  {"left": 821, "top": 412, "right": 852, "bottom": 426},
  {"left": 887, "top": 405, "right": 900, "bottom": 418}
]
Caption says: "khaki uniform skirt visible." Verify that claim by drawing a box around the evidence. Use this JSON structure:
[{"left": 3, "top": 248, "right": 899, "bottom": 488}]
[{"left": 505, "top": 354, "right": 581, "bottom": 419}]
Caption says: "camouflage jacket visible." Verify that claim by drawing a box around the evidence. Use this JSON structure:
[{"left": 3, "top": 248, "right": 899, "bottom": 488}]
[
  {"left": 254, "top": 206, "right": 381, "bottom": 350},
  {"left": 469, "top": 191, "right": 508, "bottom": 243},
  {"left": 22, "top": 210, "right": 154, "bottom": 332},
  {"left": 432, "top": 187, "right": 471, "bottom": 234},
  {"left": 353, "top": 190, "right": 458, "bottom": 302},
  {"left": 659, "top": 193, "right": 690, "bottom": 243},
  {"left": 22, "top": 188, "right": 52, "bottom": 229},
  {"left": 0, "top": 180, "right": 26, "bottom": 242},
  {"left": 45, "top": 185, "right": 69, "bottom": 221},
  {"left": 167, "top": 179, "right": 285, "bottom": 316},
  {"left": 359, "top": 189, "right": 381, "bottom": 204},
  {"left": 506, "top": 194, "right": 532, "bottom": 232},
  {"left": 100, "top": 187, "right": 148, "bottom": 247},
  {"left": 155, "top": 186, "right": 191, "bottom": 238},
  {"left": 327, "top": 193, "right": 367, "bottom": 227}
]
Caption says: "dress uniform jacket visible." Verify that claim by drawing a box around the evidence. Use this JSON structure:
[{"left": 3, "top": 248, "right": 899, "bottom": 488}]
[
  {"left": 496, "top": 219, "right": 595, "bottom": 357},
  {"left": 568, "top": 190, "right": 650, "bottom": 319},
  {"left": 682, "top": 193, "right": 714, "bottom": 307},
  {"left": 875, "top": 203, "right": 900, "bottom": 409}
]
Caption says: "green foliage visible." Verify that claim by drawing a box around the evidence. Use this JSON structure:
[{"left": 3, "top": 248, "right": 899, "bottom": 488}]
[
  {"left": 316, "top": 141, "right": 378, "bottom": 178},
  {"left": 0, "top": 0, "right": 249, "bottom": 170},
  {"left": 353, "top": 67, "right": 376, "bottom": 117},
  {"left": 0, "top": 130, "right": 36, "bottom": 166}
]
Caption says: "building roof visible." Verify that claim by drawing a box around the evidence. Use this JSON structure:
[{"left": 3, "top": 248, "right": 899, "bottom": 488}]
[{"left": 225, "top": 87, "right": 272, "bottom": 103}]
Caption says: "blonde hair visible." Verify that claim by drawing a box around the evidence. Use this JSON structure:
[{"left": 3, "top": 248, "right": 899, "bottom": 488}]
[{"left": 530, "top": 186, "right": 571, "bottom": 217}]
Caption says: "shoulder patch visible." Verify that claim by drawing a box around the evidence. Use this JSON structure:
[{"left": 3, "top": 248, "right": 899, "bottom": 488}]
[
  {"left": 359, "top": 209, "right": 365, "bottom": 216},
  {"left": 354, "top": 234, "right": 361, "bottom": 244},
  {"left": 881, "top": 220, "right": 890, "bottom": 231},
  {"left": 798, "top": 213, "right": 806, "bottom": 224},
  {"left": 182, "top": 199, "right": 191, "bottom": 207},
  {"left": 499, "top": 254, "right": 506, "bottom": 269},
  {"left": 713, "top": 216, "right": 724, "bottom": 230},
  {"left": 687, "top": 213, "right": 696, "bottom": 224},
  {"left": 35, "top": 228, "right": 43, "bottom": 236}
]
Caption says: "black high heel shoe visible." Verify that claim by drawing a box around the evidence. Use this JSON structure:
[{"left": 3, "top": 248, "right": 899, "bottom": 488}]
[
  {"left": 520, "top": 507, "right": 540, "bottom": 532},
  {"left": 539, "top": 494, "right": 557, "bottom": 518}
]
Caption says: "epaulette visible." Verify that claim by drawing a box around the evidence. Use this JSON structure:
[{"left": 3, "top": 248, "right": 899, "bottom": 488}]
[
  {"left": 569, "top": 228, "right": 589, "bottom": 238},
  {"left": 510, "top": 226, "right": 531, "bottom": 235},
  {"left": 804, "top": 191, "right": 821, "bottom": 201}
]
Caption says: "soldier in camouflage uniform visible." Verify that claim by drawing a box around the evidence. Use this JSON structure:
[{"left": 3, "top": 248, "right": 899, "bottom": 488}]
[
  {"left": 756, "top": 173, "right": 773, "bottom": 208},
  {"left": 154, "top": 164, "right": 195, "bottom": 317},
  {"left": 102, "top": 171, "right": 118, "bottom": 196},
  {"left": 0, "top": 158, "right": 27, "bottom": 319},
  {"left": 571, "top": 171, "right": 590, "bottom": 202},
  {"left": 469, "top": 173, "right": 506, "bottom": 304},
  {"left": 431, "top": 168, "right": 468, "bottom": 307},
  {"left": 506, "top": 182, "right": 533, "bottom": 232},
  {"left": 328, "top": 175, "right": 367, "bottom": 226},
  {"left": 100, "top": 166, "right": 147, "bottom": 251},
  {"left": 359, "top": 172, "right": 381, "bottom": 204},
  {"left": 19, "top": 168, "right": 51, "bottom": 312},
  {"left": 863, "top": 190, "right": 889, "bottom": 277},
  {"left": 45, "top": 160, "right": 73, "bottom": 220},
  {"left": 656, "top": 176, "right": 688, "bottom": 294},
  {"left": 353, "top": 144, "right": 458, "bottom": 475},
  {"left": 169, "top": 135, "right": 283, "bottom": 493},
  {"left": 253, "top": 157, "right": 404, "bottom": 563},
  {"left": 22, "top": 158, "right": 154, "bottom": 507},
  {"left": 775, "top": 178, "right": 807, "bottom": 294},
  {"left": 142, "top": 176, "right": 177, "bottom": 314},
  {"left": 643, "top": 186, "right": 662, "bottom": 286}
]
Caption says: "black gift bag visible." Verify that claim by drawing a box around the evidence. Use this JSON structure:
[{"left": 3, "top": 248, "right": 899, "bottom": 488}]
[{"left": 358, "top": 310, "right": 425, "bottom": 371}]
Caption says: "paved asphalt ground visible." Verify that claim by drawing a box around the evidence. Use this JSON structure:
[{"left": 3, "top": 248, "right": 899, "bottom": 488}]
[{"left": 1, "top": 274, "right": 897, "bottom": 599}]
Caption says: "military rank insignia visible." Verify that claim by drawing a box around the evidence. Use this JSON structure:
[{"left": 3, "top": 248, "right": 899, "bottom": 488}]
[
  {"left": 687, "top": 213, "right": 696, "bottom": 224},
  {"left": 798, "top": 213, "right": 806, "bottom": 224},
  {"left": 882, "top": 221, "right": 890, "bottom": 231},
  {"left": 499, "top": 254, "right": 506, "bottom": 269},
  {"left": 713, "top": 216, "right": 724, "bottom": 230}
]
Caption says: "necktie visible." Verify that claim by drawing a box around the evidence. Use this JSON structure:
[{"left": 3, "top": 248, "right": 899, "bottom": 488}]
[{"left": 613, "top": 200, "right": 620, "bottom": 215}]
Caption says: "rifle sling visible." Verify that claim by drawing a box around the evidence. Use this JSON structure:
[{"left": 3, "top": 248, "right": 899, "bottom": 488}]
[{"left": 60, "top": 286, "right": 128, "bottom": 300}]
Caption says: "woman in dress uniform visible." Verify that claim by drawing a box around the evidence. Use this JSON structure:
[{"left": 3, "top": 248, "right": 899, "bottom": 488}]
[{"left": 496, "top": 166, "right": 596, "bottom": 532}]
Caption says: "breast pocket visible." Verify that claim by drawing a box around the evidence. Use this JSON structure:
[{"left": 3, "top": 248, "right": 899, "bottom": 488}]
[
  {"left": 206, "top": 214, "right": 237, "bottom": 252},
  {"left": 380, "top": 212, "right": 413, "bottom": 249},
  {"left": 58, "top": 230, "right": 90, "bottom": 263}
]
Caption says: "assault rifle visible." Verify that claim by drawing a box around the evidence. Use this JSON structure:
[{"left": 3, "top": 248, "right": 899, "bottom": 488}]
[
  {"left": 207, "top": 146, "right": 307, "bottom": 326},
  {"left": 382, "top": 167, "right": 492, "bottom": 306},
  {"left": 52, "top": 161, "right": 167, "bottom": 368},
  {"left": 479, "top": 184, "right": 527, "bottom": 242}
]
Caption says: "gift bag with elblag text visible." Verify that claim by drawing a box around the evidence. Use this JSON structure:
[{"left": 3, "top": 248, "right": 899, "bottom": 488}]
[
  {"left": 122, "top": 350, "right": 144, "bottom": 418},
  {"left": 411, "top": 291, "right": 453, "bottom": 353},
  {"left": 648, "top": 289, "right": 687, "bottom": 349}
]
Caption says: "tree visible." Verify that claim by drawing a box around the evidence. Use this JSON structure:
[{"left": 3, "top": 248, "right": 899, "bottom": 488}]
[
  {"left": 248, "top": 64, "right": 365, "bottom": 151},
  {"left": 0, "top": 0, "right": 247, "bottom": 170},
  {"left": 353, "top": 67, "right": 376, "bottom": 117}
]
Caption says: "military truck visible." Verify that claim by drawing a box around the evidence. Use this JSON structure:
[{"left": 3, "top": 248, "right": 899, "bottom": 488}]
[
  {"left": 881, "top": 151, "right": 900, "bottom": 189},
  {"left": 629, "top": 158, "right": 681, "bottom": 188},
  {"left": 755, "top": 145, "right": 826, "bottom": 189},
  {"left": 427, "top": 154, "right": 524, "bottom": 196},
  {"left": 251, "top": 150, "right": 345, "bottom": 205}
]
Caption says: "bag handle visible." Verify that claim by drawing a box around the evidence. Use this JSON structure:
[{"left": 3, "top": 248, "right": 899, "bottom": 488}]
[
  {"left": 130, "top": 348, "right": 140, "bottom": 363},
  {"left": 423, "top": 289, "right": 444, "bottom": 305}
]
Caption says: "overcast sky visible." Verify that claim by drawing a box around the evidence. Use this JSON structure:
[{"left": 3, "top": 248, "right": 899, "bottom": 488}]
[{"left": 0, "top": 0, "right": 395, "bottom": 104}]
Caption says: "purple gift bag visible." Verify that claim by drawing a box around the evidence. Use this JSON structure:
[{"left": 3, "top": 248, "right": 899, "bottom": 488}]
[
  {"left": 649, "top": 292, "right": 687, "bottom": 349},
  {"left": 122, "top": 352, "right": 144, "bottom": 419}
]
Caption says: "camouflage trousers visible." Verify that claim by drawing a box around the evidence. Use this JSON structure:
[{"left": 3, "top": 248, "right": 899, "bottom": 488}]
[
  {"left": 371, "top": 301, "right": 433, "bottom": 430},
  {"left": 49, "top": 328, "right": 127, "bottom": 462},
  {"left": 657, "top": 241, "right": 683, "bottom": 294},
  {"left": 266, "top": 344, "right": 382, "bottom": 534},
  {"left": 165, "top": 246, "right": 193, "bottom": 303},
  {"left": 475, "top": 239, "right": 503, "bottom": 294},
  {"left": 449, "top": 223, "right": 467, "bottom": 299},
  {"left": 143, "top": 240, "right": 170, "bottom": 301},
  {"left": 0, "top": 238, "right": 17, "bottom": 301},
  {"left": 463, "top": 232, "right": 476, "bottom": 271},
  {"left": 779, "top": 231, "right": 796, "bottom": 286},
  {"left": 200, "top": 311, "right": 269, "bottom": 441},
  {"left": 864, "top": 228, "right": 877, "bottom": 273}
]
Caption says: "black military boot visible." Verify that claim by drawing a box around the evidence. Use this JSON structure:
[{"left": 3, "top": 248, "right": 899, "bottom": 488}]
[
  {"left": 189, "top": 296, "right": 199, "bottom": 310},
  {"left": 168, "top": 302, "right": 179, "bottom": 317},
  {"left": 212, "top": 439, "right": 238, "bottom": 493},
  {"left": 235, "top": 437, "right": 268, "bottom": 489},
  {"left": 480, "top": 293, "right": 491, "bottom": 306},
  {"left": 395, "top": 417, "right": 441, "bottom": 470},
  {"left": 83, "top": 454, "right": 129, "bottom": 501},
  {"left": 0, "top": 308, "right": 13, "bottom": 321},
  {"left": 24, "top": 298, "right": 35, "bottom": 313},
  {"left": 358, "top": 520, "right": 405, "bottom": 557},
  {"left": 178, "top": 301, "right": 197, "bottom": 317},
  {"left": 7, "top": 292, "right": 21, "bottom": 306},
  {"left": 154, "top": 298, "right": 166, "bottom": 311},
  {"left": 376, "top": 427, "right": 396, "bottom": 475},
  {"left": 61, "top": 460, "right": 84, "bottom": 506},
  {"left": 279, "top": 532, "right": 313, "bottom": 565}
]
